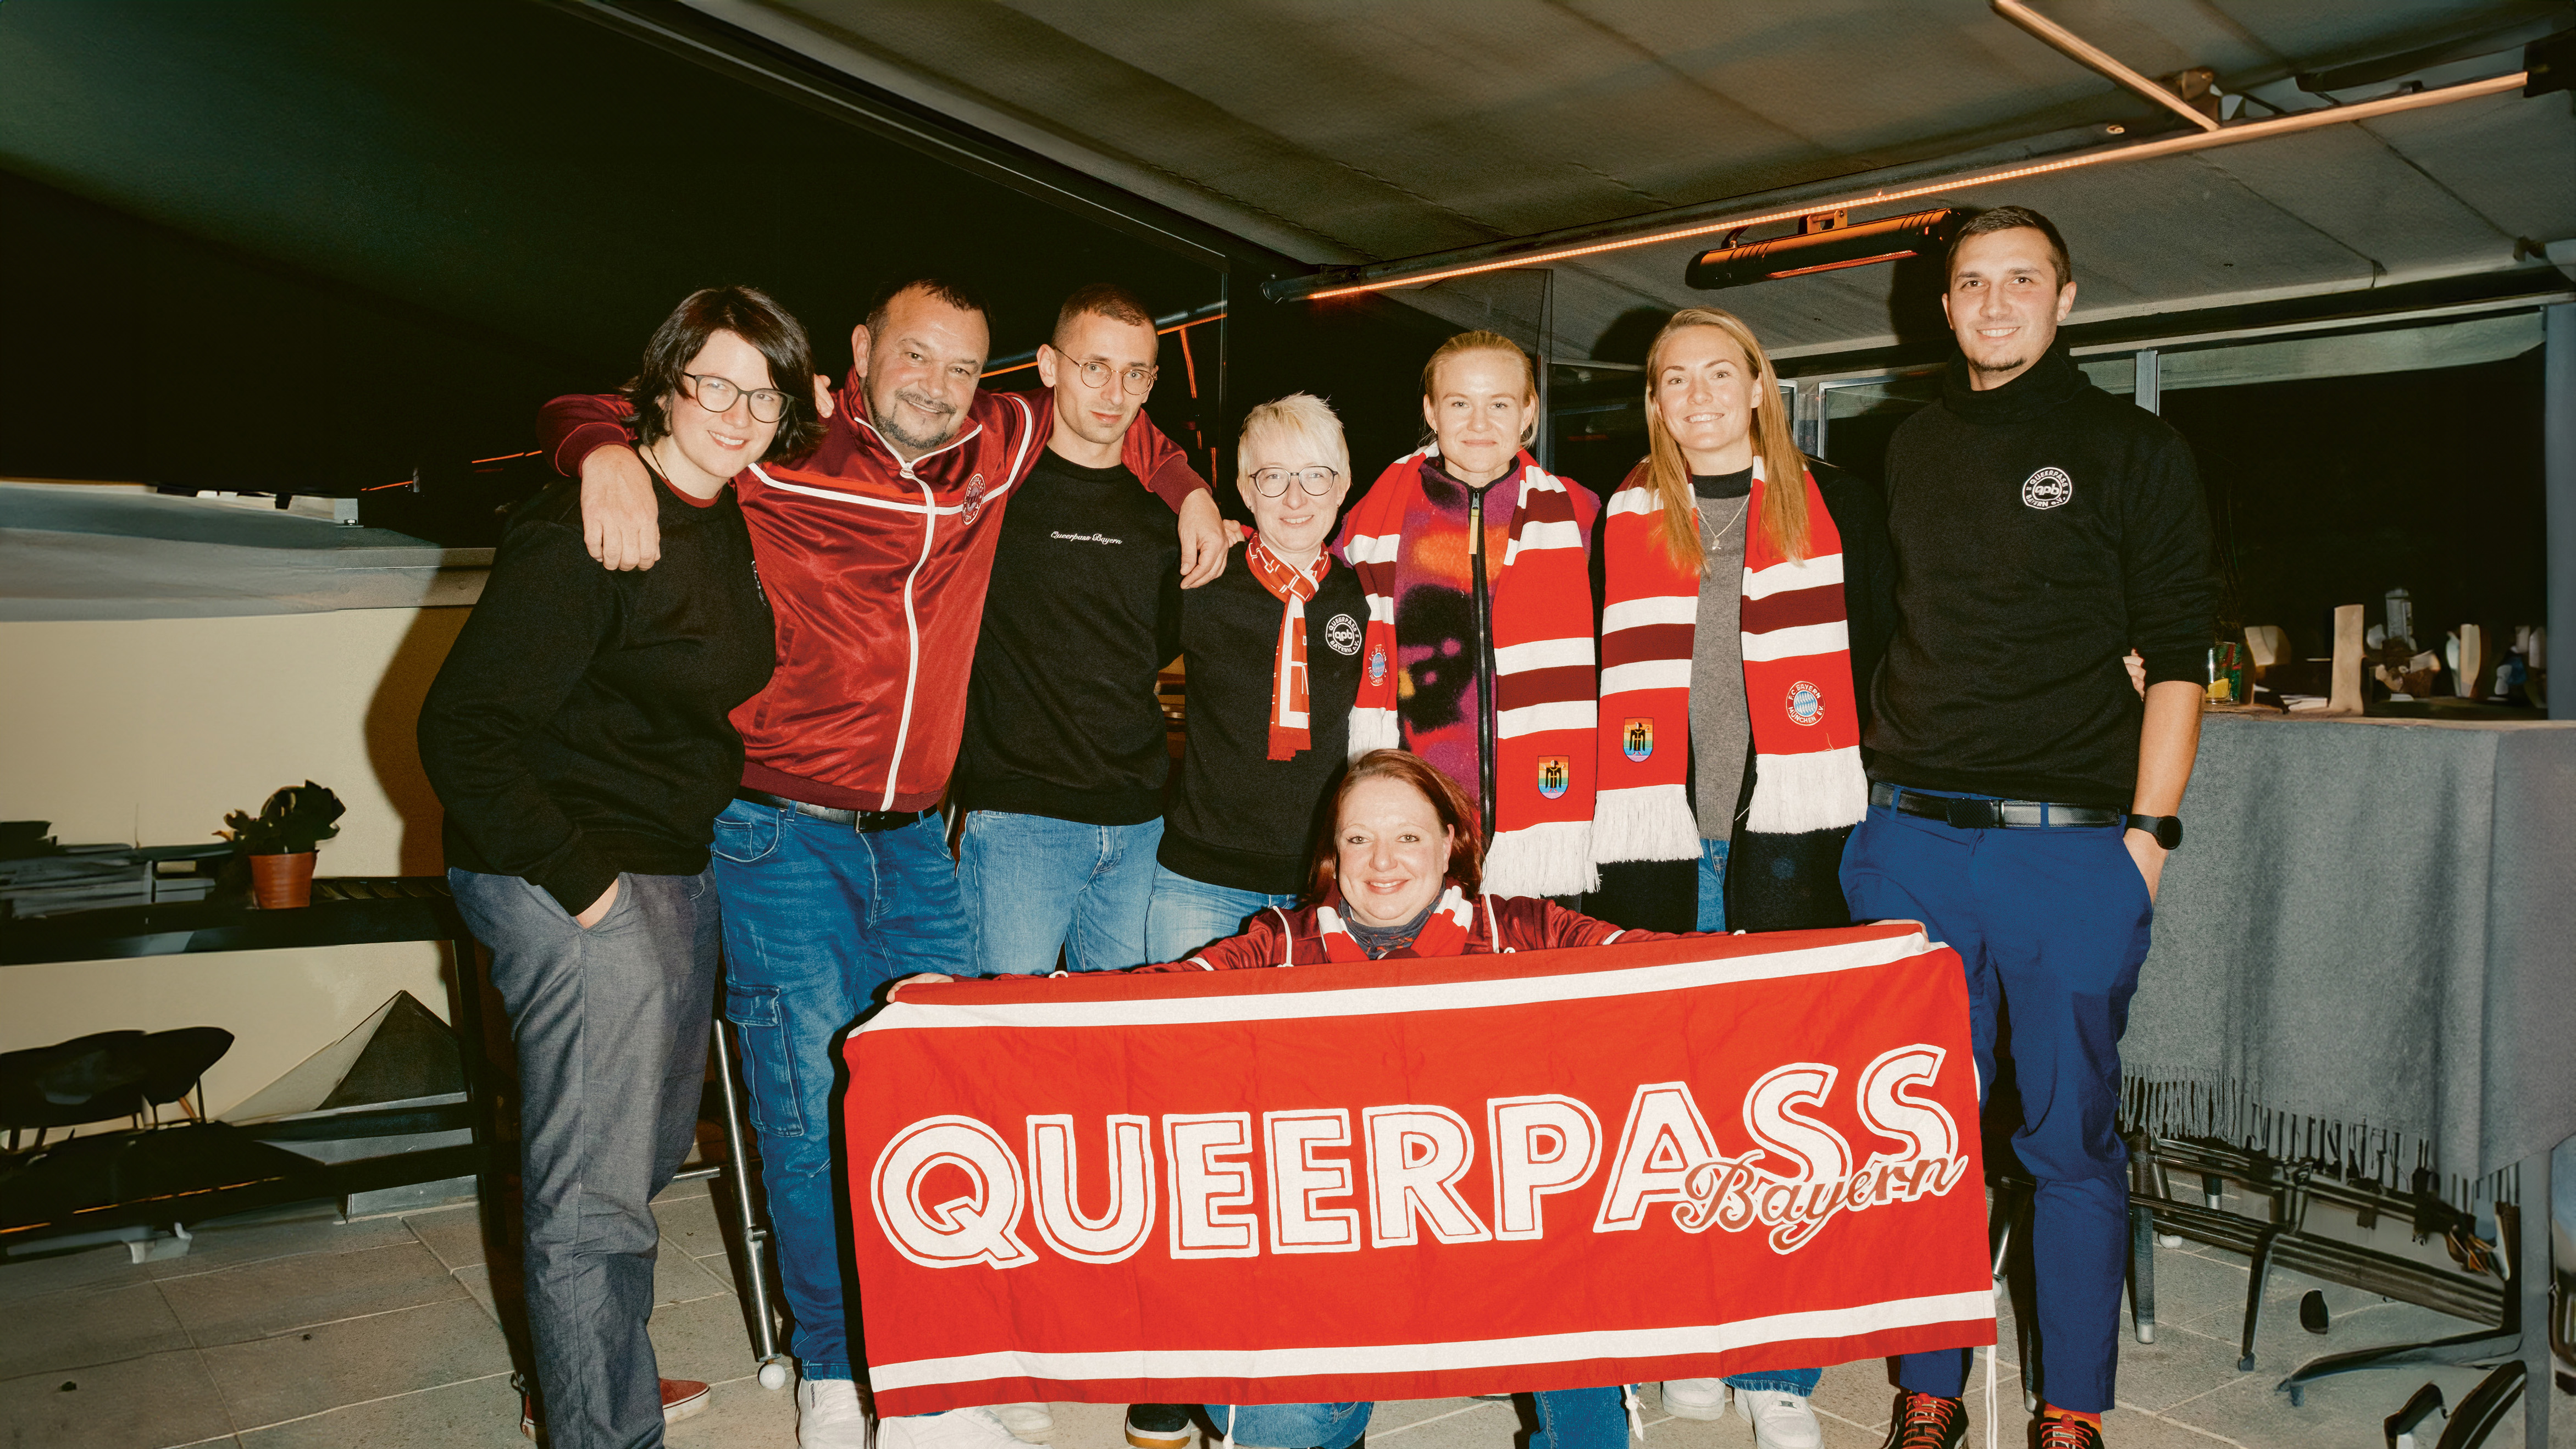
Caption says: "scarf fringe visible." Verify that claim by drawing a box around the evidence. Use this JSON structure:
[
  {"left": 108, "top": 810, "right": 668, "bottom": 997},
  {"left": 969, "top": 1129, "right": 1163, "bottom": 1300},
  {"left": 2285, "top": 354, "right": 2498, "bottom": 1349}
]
[
  {"left": 2119, "top": 1072, "right": 2519, "bottom": 1213},
  {"left": 1744, "top": 747, "right": 1868, "bottom": 834},
  {"left": 1591, "top": 784, "right": 1701, "bottom": 865},
  {"left": 1348, "top": 706, "right": 1401, "bottom": 756},
  {"left": 1484, "top": 819, "right": 1599, "bottom": 898}
]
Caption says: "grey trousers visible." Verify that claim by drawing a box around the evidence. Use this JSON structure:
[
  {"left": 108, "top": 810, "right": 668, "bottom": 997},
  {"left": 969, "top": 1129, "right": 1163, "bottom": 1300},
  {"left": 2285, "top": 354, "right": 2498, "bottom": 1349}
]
[{"left": 450, "top": 867, "right": 719, "bottom": 1449}]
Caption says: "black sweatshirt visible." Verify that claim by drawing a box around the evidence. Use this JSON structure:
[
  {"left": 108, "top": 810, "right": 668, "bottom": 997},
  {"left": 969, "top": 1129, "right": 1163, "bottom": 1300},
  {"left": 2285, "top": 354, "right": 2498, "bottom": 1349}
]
[
  {"left": 952, "top": 450, "right": 1182, "bottom": 824},
  {"left": 419, "top": 476, "right": 775, "bottom": 914},
  {"left": 1159, "top": 540, "right": 1369, "bottom": 893},
  {"left": 1867, "top": 345, "right": 2217, "bottom": 809}
]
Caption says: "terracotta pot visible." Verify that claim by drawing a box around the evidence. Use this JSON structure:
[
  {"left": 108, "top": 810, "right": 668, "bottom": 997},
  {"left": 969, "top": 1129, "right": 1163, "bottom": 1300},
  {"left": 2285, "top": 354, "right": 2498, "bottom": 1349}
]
[{"left": 250, "top": 851, "right": 317, "bottom": 909}]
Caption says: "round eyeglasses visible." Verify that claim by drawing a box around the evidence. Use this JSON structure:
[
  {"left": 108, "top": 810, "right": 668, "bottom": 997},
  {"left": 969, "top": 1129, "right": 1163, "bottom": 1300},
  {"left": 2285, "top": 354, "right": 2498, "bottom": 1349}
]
[
  {"left": 1072, "top": 359, "right": 1158, "bottom": 392},
  {"left": 1251, "top": 467, "right": 1340, "bottom": 498},
  {"left": 683, "top": 373, "right": 790, "bottom": 424}
]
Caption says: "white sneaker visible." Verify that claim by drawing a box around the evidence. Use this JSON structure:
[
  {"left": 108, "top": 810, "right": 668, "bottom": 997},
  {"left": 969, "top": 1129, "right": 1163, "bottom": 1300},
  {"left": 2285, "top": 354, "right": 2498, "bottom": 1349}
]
[
  {"left": 1732, "top": 1388, "right": 1821, "bottom": 1449},
  {"left": 797, "top": 1378, "right": 873, "bottom": 1449},
  {"left": 990, "top": 1403, "right": 1055, "bottom": 1443},
  {"left": 1660, "top": 1379, "right": 1728, "bottom": 1421},
  {"left": 878, "top": 1407, "right": 1024, "bottom": 1449}
]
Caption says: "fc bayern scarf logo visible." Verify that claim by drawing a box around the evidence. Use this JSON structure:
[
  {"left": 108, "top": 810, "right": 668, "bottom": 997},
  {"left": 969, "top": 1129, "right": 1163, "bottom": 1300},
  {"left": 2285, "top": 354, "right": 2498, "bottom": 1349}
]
[{"left": 1785, "top": 681, "right": 1826, "bottom": 727}]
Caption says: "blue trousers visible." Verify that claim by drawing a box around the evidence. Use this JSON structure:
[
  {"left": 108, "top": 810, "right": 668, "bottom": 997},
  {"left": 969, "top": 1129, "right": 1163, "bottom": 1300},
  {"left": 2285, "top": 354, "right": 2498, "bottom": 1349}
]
[
  {"left": 1204, "top": 1391, "right": 1627, "bottom": 1449},
  {"left": 710, "top": 800, "right": 972, "bottom": 1382},
  {"left": 1144, "top": 863, "right": 1301, "bottom": 963},
  {"left": 958, "top": 810, "right": 1162, "bottom": 974},
  {"left": 1838, "top": 789, "right": 2154, "bottom": 1415}
]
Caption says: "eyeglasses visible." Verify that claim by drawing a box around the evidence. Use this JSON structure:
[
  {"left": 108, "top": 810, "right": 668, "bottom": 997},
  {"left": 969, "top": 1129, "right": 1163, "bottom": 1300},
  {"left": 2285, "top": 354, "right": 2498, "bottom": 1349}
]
[
  {"left": 1071, "top": 359, "right": 1158, "bottom": 392},
  {"left": 1251, "top": 467, "right": 1340, "bottom": 497},
  {"left": 682, "top": 373, "right": 791, "bottom": 424}
]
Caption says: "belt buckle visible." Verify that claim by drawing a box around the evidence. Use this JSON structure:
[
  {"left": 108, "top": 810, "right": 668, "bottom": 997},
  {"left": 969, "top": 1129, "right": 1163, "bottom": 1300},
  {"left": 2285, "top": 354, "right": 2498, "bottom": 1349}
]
[{"left": 1945, "top": 797, "right": 1999, "bottom": 830}]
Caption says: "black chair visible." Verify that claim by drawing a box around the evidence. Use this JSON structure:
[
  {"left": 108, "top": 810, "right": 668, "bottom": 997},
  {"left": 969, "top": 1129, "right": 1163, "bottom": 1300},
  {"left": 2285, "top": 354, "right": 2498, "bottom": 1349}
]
[{"left": 0, "top": 1027, "right": 234, "bottom": 1151}]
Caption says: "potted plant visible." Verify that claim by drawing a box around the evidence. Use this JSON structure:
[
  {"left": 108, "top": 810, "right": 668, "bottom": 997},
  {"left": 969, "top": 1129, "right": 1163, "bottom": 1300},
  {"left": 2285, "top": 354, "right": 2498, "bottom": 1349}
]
[{"left": 221, "top": 781, "right": 346, "bottom": 909}]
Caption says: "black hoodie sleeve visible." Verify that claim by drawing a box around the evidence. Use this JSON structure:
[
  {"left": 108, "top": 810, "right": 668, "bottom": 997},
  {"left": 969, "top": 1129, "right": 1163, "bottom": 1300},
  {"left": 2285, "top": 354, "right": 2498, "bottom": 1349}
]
[
  {"left": 417, "top": 519, "right": 623, "bottom": 915},
  {"left": 2121, "top": 431, "right": 2220, "bottom": 687}
]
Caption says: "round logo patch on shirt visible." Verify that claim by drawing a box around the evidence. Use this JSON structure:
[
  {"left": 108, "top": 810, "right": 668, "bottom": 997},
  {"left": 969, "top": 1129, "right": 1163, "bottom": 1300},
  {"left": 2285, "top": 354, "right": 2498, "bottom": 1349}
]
[
  {"left": 1785, "top": 681, "right": 1825, "bottom": 727},
  {"left": 961, "top": 473, "right": 989, "bottom": 524},
  {"left": 1324, "top": 613, "right": 1362, "bottom": 656},
  {"left": 2021, "top": 466, "right": 2074, "bottom": 510}
]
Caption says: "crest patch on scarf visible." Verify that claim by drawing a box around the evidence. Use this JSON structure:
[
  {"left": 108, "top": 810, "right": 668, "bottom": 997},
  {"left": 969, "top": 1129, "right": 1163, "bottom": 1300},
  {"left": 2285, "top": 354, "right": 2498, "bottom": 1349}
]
[
  {"left": 1537, "top": 755, "right": 1572, "bottom": 800},
  {"left": 1368, "top": 645, "right": 1388, "bottom": 685},
  {"left": 1785, "top": 680, "right": 1826, "bottom": 727},
  {"left": 1621, "top": 718, "right": 1654, "bottom": 763}
]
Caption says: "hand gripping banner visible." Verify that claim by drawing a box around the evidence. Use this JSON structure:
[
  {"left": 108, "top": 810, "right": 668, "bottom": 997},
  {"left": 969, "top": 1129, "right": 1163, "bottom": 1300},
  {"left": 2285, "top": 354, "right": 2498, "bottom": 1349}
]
[{"left": 847, "top": 922, "right": 1993, "bottom": 1416}]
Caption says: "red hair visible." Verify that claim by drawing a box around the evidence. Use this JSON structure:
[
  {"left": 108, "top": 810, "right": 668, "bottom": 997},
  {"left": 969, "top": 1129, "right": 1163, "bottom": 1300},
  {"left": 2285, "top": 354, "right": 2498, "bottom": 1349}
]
[{"left": 1306, "top": 749, "right": 1486, "bottom": 902}]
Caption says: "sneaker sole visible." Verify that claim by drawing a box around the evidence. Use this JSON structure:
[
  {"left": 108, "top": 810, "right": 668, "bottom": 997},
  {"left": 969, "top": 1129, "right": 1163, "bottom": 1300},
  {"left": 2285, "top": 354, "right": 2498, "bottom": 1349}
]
[
  {"left": 1124, "top": 1429, "right": 1193, "bottom": 1449},
  {"left": 664, "top": 1386, "right": 713, "bottom": 1424},
  {"left": 1661, "top": 1400, "right": 1728, "bottom": 1422}
]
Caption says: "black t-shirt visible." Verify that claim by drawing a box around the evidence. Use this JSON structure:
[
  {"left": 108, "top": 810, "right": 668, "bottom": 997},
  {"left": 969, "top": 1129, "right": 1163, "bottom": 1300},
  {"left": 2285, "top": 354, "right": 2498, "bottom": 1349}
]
[
  {"left": 1159, "top": 540, "right": 1369, "bottom": 893},
  {"left": 419, "top": 476, "right": 775, "bottom": 914},
  {"left": 953, "top": 449, "right": 1182, "bottom": 825},
  {"left": 1867, "top": 346, "right": 2218, "bottom": 808}
]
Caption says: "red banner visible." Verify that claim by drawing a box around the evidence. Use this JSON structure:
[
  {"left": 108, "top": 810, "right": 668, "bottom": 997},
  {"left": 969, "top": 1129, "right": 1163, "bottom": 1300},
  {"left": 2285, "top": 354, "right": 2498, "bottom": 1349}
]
[{"left": 847, "top": 922, "right": 1993, "bottom": 1416}]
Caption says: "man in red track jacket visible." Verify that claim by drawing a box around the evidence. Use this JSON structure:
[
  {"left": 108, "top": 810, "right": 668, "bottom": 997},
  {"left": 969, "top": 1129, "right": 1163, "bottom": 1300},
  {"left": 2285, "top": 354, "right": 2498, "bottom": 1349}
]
[{"left": 537, "top": 276, "right": 1225, "bottom": 1449}]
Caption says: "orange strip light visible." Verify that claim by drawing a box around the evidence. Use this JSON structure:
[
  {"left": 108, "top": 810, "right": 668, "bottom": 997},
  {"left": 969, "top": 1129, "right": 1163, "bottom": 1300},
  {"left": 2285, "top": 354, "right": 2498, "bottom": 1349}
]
[
  {"left": 1299, "top": 71, "right": 2528, "bottom": 301},
  {"left": 980, "top": 315, "right": 1223, "bottom": 380}
]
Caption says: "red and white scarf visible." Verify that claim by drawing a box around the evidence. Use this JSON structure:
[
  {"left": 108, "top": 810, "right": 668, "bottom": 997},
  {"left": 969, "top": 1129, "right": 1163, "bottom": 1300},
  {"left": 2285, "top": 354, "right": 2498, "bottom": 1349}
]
[
  {"left": 1594, "top": 458, "right": 1867, "bottom": 865},
  {"left": 1343, "top": 448, "right": 1598, "bottom": 898},
  {"left": 1245, "top": 538, "right": 1332, "bottom": 760},
  {"left": 1314, "top": 884, "right": 1474, "bottom": 961}
]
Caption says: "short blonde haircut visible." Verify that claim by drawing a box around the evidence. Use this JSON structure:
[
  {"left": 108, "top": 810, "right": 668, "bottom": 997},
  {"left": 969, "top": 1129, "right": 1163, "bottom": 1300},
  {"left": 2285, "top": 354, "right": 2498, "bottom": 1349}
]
[{"left": 1236, "top": 392, "right": 1351, "bottom": 488}]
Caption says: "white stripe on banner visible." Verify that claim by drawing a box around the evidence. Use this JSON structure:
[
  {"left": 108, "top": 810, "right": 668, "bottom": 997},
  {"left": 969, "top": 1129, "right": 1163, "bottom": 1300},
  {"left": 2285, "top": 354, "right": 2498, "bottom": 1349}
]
[
  {"left": 1744, "top": 553, "right": 1842, "bottom": 600},
  {"left": 1598, "top": 658, "right": 1692, "bottom": 696},
  {"left": 866, "top": 929, "right": 1931, "bottom": 1034},
  {"left": 868, "top": 1288, "right": 1993, "bottom": 1391},
  {"left": 1742, "top": 620, "right": 1849, "bottom": 662},
  {"left": 1503, "top": 519, "right": 1585, "bottom": 566},
  {"left": 1497, "top": 698, "right": 1596, "bottom": 739},
  {"left": 1344, "top": 532, "right": 1403, "bottom": 566},
  {"left": 1605, "top": 489, "right": 1659, "bottom": 518},
  {"left": 1492, "top": 636, "right": 1592, "bottom": 673},
  {"left": 1602, "top": 596, "right": 1698, "bottom": 633}
]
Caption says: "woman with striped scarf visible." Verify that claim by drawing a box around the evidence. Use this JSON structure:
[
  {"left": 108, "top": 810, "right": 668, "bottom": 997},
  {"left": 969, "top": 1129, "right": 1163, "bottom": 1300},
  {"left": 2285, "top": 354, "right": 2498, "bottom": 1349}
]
[
  {"left": 1336, "top": 331, "right": 1603, "bottom": 900},
  {"left": 1583, "top": 307, "right": 1898, "bottom": 1449}
]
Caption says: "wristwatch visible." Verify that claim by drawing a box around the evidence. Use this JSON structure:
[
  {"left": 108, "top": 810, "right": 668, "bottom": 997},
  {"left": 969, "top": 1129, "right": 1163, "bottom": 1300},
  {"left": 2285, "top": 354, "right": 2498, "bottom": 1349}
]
[{"left": 2124, "top": 813, "right": 2184, "bottom": 851}]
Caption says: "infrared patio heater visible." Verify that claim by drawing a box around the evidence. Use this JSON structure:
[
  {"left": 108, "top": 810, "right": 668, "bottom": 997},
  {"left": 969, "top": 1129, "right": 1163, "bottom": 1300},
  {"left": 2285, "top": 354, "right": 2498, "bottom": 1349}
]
[{"left": 1684, "top": 207, "right": 1968, "bottom": 290}]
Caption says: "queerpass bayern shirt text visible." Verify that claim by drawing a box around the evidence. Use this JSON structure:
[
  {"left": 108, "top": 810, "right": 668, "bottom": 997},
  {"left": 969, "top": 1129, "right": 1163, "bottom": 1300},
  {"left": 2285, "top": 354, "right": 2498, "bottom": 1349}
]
[
  {"left": 1867, "top": 345, "right": 2217, "bottom": 809},
  {"left": 953, "top": 449, "right": 1182, "bottom": 825}
]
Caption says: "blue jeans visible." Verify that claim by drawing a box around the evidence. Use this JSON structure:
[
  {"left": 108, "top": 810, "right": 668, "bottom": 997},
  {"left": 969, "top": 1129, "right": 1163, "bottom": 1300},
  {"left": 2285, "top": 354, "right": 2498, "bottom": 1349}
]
[
  {"left": 1145, "top": 863, "right": 1301, "bottom": 962},
  {"left": 709, "top": 800, "right": 971, "bottom": 1383},
  {"left": 1695, "top": 837, "right": 1730, "bottom": 932},
  {"left": 958, "top": 811, "right": 1162, "bottom": 974},
  {"left": 1841, "top": 787, "right": 2154, "bottom": 1414},
  {"left": 1692, "top": 838, "right": 1822, "bottom": 1398},
  {"left": 1532, "top": 1388, "right": 1630, "bottom": 1449},
  {"left": 1200, "top": 1402, "right": 1370, "bottom": 1449}
]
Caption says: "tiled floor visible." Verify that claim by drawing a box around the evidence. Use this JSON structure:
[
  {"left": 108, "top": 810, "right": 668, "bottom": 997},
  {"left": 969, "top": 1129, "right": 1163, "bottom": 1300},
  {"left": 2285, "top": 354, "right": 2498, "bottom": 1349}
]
[{"left": 2, "top": 1176, "right": 2567, "bottom": 1449}]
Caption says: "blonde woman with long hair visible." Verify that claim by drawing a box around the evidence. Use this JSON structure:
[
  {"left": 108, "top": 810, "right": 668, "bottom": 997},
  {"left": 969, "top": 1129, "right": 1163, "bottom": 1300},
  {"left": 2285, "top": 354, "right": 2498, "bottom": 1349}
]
[{"left": 1582, "top": 307, "right": 1897, "bottom": 1446}]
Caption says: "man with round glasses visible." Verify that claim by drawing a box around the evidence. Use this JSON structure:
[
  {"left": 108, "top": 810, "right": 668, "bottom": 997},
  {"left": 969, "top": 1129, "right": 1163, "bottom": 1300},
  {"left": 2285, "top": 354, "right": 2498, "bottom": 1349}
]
[
  {"left": 535, "top": 275, "right": 1225, "bottom": 1449},
  {"left": 950, "top": 282, "right": 1196, "bottom": 979}
]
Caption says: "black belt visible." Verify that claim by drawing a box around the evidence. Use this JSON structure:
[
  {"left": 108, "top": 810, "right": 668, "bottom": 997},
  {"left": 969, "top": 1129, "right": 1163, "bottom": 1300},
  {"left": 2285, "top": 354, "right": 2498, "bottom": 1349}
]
[
  {"left": 1869, "top": 781, "right": 2120, "bottom": 830},
  {"left": 734, "top": 789, "right": 933, "bottom": 834}
]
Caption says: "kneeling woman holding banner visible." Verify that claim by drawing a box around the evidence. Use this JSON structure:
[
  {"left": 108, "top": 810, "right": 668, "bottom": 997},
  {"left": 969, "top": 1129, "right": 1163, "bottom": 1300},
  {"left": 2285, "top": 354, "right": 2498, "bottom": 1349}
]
[{"left": 1166, "top": 748, "right": 1681, "bottom": 1449}]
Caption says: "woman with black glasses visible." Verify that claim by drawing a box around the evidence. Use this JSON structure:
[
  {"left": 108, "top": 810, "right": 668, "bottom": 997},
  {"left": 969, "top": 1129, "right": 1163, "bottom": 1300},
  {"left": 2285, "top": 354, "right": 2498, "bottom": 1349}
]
[{"left": 419, "top": 285, "right": 816, "bottom": 1449}]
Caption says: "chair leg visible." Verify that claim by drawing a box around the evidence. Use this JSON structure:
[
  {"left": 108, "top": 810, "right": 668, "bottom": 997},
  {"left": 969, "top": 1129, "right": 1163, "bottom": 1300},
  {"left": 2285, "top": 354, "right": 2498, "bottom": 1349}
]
[
  {"left": 2240, "top": 1224, "right": 2283, "bottom": 1371},
  {"left": 2130, "top": 1202, "right": 2158, "bottom": 1343}
]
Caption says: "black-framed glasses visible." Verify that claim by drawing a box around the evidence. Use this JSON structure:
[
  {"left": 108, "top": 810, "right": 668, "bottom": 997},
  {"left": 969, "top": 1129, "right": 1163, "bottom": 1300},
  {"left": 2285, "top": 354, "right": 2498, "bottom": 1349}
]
[
  {"left": 1072, "top": 359, "right": 1158, "bottom": 392},
  {"left": 683, "top": 372, "right": 790, "bottom": 424},
  {"left": 1252, "top": 466, "right": 1339, "bottom": 497}
]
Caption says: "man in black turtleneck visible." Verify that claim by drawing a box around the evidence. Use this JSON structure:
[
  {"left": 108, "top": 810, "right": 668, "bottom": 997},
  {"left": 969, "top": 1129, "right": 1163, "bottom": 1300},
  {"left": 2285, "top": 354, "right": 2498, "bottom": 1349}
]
[{"left": 1847, "top": 207, "right": 2215, "bottom": 1449}]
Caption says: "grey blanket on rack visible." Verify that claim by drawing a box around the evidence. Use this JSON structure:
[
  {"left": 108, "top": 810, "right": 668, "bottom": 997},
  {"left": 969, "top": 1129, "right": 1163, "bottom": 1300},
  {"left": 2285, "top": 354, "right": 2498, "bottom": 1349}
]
[{"left": 2120, "top": 713, "right": 2576, "bottom": 1201}]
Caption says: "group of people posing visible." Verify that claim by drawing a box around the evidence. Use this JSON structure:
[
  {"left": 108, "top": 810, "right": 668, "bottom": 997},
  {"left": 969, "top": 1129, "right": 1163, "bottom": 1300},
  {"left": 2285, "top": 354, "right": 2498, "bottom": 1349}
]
[{"left": 418, "top": 203, "right": 2218, "bottom": 1449}]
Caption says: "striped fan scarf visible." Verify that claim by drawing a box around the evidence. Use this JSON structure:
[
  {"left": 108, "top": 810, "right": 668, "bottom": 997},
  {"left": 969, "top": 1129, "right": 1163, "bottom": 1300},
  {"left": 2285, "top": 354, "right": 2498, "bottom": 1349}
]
[
  {"left": 1314, "top": 884, "right": 1473, "bottom": 961},
  {"left": 1593, "top": 457, "right": 1866, "bottom": 867},
  {"left": 1245, "top": 538, "right": 1332, "bottom": 760},
  {"left": 1342, "top": 448, "right": 1598, "bottom": 898}
]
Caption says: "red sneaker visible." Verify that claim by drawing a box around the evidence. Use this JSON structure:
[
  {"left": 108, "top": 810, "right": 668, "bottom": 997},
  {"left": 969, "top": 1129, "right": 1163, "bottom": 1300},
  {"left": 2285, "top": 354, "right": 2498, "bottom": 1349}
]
[
  {"left": 2037, "top": 1411, "right": 2104, "bottom": 1449},
  {"left": 520, "top": 1379, "right": 713, "bottom": 1441},
  {"left": 1886, "top": 1391, "right": 1966, "bottom": 1449}
]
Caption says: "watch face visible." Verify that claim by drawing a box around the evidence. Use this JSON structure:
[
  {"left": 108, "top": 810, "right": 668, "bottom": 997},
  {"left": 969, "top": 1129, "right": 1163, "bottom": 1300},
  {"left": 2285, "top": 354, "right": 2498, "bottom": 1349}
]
[{"left": 2156, "top": 817, "right": 2183, "bottom": 851}]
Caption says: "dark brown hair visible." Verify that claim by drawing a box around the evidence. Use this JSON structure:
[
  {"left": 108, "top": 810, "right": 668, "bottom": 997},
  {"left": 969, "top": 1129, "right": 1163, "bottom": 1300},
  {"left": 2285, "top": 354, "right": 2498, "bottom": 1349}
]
[
  {"left": 1052, "top": 281, "right": 1155, "bottom": 348},
  {"left": 863, "top": 275, "right": 990, "bottom": 345},
  {"left": 1945, "top": 204, "right": 2074, "bottom": 291},
  {"left": 625, "top": 285, "right": 822, "bottom": 459},
  {"left": 1306, "top": 748, "right": 1487, "bottom": 902}
]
